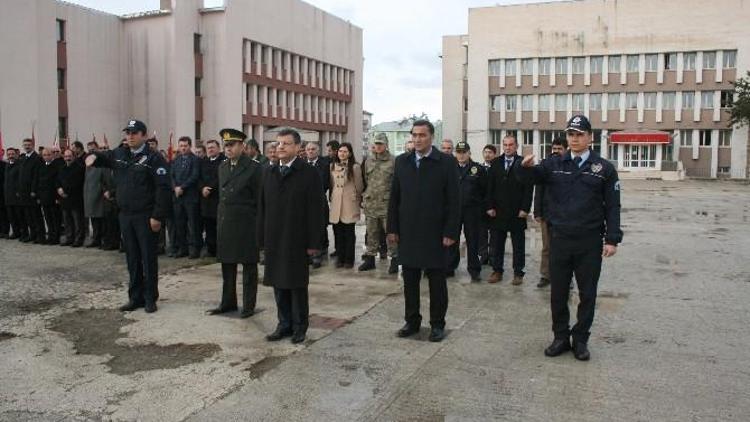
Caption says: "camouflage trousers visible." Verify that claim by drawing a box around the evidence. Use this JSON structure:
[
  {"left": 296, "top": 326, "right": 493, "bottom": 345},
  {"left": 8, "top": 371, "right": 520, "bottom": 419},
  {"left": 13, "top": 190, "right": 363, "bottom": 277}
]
[{"left": 364, "top": 215, "right": 397, "bottom": 257}]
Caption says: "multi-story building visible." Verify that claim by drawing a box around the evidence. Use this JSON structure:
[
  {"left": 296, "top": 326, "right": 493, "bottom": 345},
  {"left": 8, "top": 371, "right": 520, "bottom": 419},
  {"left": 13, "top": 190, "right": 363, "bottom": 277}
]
[
  {"left": 362, "top": 110, "right": 373, "bottom": 157},
  {"left": 370, "top": 119, "right": 443, "bottom": 156},
  {"left": 0, "top": 0, "right": 363, "bottom": 155},
  {"left": 443, "top": 0, "right": 749, "bottom": 179}
]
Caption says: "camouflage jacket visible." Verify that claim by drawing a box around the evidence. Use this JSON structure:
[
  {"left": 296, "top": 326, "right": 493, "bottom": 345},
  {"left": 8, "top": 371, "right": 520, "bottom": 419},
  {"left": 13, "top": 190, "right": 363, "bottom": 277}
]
[{"left": 361, "top": 151, "right": 395, "bottom": 217}]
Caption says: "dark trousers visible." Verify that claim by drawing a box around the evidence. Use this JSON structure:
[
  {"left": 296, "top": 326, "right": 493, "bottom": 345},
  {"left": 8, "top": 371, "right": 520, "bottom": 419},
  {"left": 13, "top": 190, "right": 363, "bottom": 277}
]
[
  {"left": 174, "top": 200, "right": 202, "bottom": 254},
  {"left": 273, "top": 287, "right": 309, "bottom": 333},
  {"left": 62, "top": 207, "right": 86, "bottom": 245},
  {"left": 402, "top": 267, "right": 448, "bottom": 329},
  {"left": 0, "top": 204, "right": 9, "bottom": 235},
  {"left": 333, "top": 222, "right": 355, "bottom": 265},
  {"left": 448, "top": 207, "right": 481, "bottom": 275},
  {"left": 120, "top": 212, "right": 159, "bottom": 305},
  {"left": 41, "top": 204, "right": 61, "bottom": 242},
  {"left": 7, "top": 205, "right": 26, "bottom": 238},
  {"left": 219, "top": 263, "right": 258, "bottom": 311},
  {"left": 331, "top": 223, "right": 341, "bottom": 253},
  {"left": 89, "top": 217, "right": 103, "bottom": 245},
  {"left": 102, "top": 207, "right": 120, "bottom": 248},
  {"left": 549, "top": 233, "right": 602, "bottom": 344},
  {"left": 24, "top": 204, "right": 45, "bottom": 241},
  {"left": 203, "top": 217, "right": 217, "bottom": 255},
  {"left": 478, "top": 219, "right": 493, "bottom": 262},
  {"left": 491, "top": 227, "right": 526, "bottom": 276}
]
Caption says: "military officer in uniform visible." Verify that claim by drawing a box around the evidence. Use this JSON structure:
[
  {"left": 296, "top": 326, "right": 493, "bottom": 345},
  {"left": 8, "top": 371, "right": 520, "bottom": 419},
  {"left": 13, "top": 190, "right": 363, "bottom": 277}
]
[
  {"left": 447, "top": 142, "right": 487, "bottom": 281},
  {"left": 86, "top": 119, "right": 172, "bottom": 314},
  {"left": 520, "top": 115, "right": 622, "bottom": 361},
  {"left": 207, "top": 129, "right": 262, "bottom": 318},
  {"left": 358, "top": 133, "right": 398, "bottom": 273}
]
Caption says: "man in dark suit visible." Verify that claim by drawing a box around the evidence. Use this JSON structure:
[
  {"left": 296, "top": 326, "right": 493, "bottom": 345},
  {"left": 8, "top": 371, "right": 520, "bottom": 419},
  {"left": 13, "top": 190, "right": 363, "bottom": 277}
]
[
  {"left": 259, "top": 128, "right": 326, "bottom": 344},
  {"left": 207, "top": 129, "right": 262, "bottom": 318},
  {"left": 199, "top": 139, "right": 224, "bottom": 257},
  {"left": 57, "top": 149, "right": 86, "bottom": 247},
  {"left": 0, "top": 156, "right": 8, "bottom": 238},
  {"left": 4, "top": 148, "right": 24, "bottom": 239},
  {"left": 304, "top": 141, "right": 331, "bottom": 268},
  {"left": 17, "top": 138, "right": 45, "bottom": 243},
  {"left": 37, "top": 148, "right": 63, "bottom": 244},
  {"left": 171, "top": 136, "right": 202, "bottom": 259},
  {"left": 485, "top": 135, "right": 533, "bottom": 285},
  {"left": 387, "top": 119, "right": 460, "bottom": 342}
]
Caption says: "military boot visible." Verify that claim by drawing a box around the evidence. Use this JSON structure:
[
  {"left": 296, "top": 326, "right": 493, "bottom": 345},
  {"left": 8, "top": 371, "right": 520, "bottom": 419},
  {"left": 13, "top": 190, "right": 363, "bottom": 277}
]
[{"left": 358, "top": 255, "right": 376, "bottom": 271}]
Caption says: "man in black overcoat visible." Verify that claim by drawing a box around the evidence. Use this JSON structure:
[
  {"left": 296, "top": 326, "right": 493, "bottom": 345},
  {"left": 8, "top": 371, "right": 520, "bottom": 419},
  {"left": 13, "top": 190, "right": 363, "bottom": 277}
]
[
  {"left": 37, "top": 148, "right": 62, "bottom": 244},
  {"left": 57, "top": 149, "right": 86, "bottom": 247},
  {"left": 17, "top": 138, "right": 45, "bottom": 243},
  {"left": 199, "top": 139, "right": 225, "bottom": 257},
  {"left": 4, "top": 149, "right": 24, "bottom": 239},
  {"left": 259, "top": 128, "right": 326, "bottom": 344},
  {"left": 387, "top": 119, "right": 460, "bottom": 342}
]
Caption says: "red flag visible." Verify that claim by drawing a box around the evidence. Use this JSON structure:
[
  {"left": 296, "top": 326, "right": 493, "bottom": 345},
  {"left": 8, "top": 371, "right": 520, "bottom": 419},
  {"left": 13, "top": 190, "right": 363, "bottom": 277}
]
[{"left": 167, "top": 131, "right": 174, "bottom": 162}]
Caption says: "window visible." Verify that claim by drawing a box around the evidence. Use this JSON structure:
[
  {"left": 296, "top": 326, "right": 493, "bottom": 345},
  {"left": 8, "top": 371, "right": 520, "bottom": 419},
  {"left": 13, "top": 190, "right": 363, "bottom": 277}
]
[
  {"left": 680, "top": 129, "right": 693, "bottom": 147},
  {"left": 682, "top": 92, "right": 695, "bottom": 109},
  {"left": 608, "top": 140, "right": 619, "bottom": 161},
  {"left": 589, "top": 93, "right": 602, "bottom": 111},
  {"left": 57, "top": 69, "right": 65, "bottom": 90},
  {"left": 626, "top": 92, "right": 638, "bottom": 109},
  {"left": 607, "top": 93, "right": 621, "bottom": 110},
  {"left": 572, "top": 57, "right": 585, "bottom": 74},
  {"left": 701, "top": 91, "right": 714, "bottom": 109},
  {"left": 721, "top": 90, "right": 733, "bottom": 108},
  {"left": 521, "top": 59, "right": 533, "bottom": 75},
  {"left": 56, "top": 19, "right": 65, "bottom": 42},
  {"left": 703, "top": 51, "right": 716, "bottom": 69},
  {"left": 645, "top": 54, "right": 658, "bottom": 72},
  {"left": 555, "top": 94, "right": 568, "bottom": 111},
  {"left": 539, "top": 131, "right": 553, "bottom": 159},
  {"left": 644, "top": 92, "right": 657, "bottom": 109},
  {"left": 488, "top": 60, "right": 502, "bottom": 76},
  {"left": 684, "top": 52, "right": 696, "bottom": 70},
  {"left": 699, "top": 130, "right": 712, "bottom": 146},
  {"left": 522, "top": 130, "right": 534, "bottom": 146},
  {"left": 590, "top": 56, "right": 603, "bottom": 74},
  {"left": 193, "top": 34, "right": 202, "bottom": 54},
  {"left": 505, "top": 59, "right": 516, "bottom": 76},
  {"left": 662, "top": 92, "right": 676, "bottom": 110},
  {"left": 521, "top": 95, "right": 533, "bottom": 111},
  {"left": 723, "top": 50, "right": 737, "bottom": 68},
  {"left": 608, "top": 55, "right": 621, "bottom": 73},
  {"left": 539, "top": 58, "right": 551, "bottom": 75},
  {"left": 665, "top": 53, "right": 677, "bottom": 70},
  {"left": 506, "top": 95, "right": 517, "bottom": 112},
  {"left": 555, "top": 57, "right": 568, "bottom": 75},
  {"left": 718, "top": 130, "right": 732, "bottom": 147},
  {"left": 718, "top": 166, "right": 731, "bottom": 175},
  {"left": 572, "top": 94, "right": 584, "bottom": 111},
  {"left": 538, "top": 94, "right": 550, "bottom": 111},
  {"left": 626, "top": 55, "right": 639, "bottom": 72},
  {"left": 490, "top": 96, "right": 502, "bottom": 112},
  {"left": 624, "top": 145, "right": 658, "bottom": 168}
]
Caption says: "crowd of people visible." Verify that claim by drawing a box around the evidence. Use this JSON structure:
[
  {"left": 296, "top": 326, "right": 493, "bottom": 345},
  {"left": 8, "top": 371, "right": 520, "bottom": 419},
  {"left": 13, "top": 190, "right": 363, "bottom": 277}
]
[{"left": 1, "top": 113, "right": 621, "bottom": 360}]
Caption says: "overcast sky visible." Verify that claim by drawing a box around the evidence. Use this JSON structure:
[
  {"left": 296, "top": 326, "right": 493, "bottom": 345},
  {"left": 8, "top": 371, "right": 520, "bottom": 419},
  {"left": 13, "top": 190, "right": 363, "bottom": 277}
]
[{"left": 66, "top": 0, "right": 546, "bottom": 124}]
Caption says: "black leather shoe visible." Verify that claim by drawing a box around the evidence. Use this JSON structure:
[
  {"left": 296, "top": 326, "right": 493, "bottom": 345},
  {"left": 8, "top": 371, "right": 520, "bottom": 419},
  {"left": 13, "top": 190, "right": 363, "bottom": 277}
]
[
  {"left": 239, "top": 309, "right": 255, "bottom": 318},
  {"left": 537, "top": 277, "right": 550, "bottom": 288},
  {"left": 291, "top": 331, "right": 306, "bottom": 344},
  {"left": 174, "top": 252, "right": 188, "bottom": 259},
  {"left": 397, "top": 323, "right": 420, "bottom": 338},
  {"left": 469, "top": 272, "right": 482, "bottom": 282},
  {"left": 266, "top": 327, "right": 293, "bottom": 342},
  {"left": 144, "top": 302, "right": 157, "bottom": 313},
  {"left": 429, "top": 327, "right": 446, "bottom": 342},
  {"left": 544, "top": 338, "right": 572, "bottom": 357},
  {"left": 358, "top": 256, "right": 376, "bottom": 271},
  {"left": 207, "top": 306, "right": 238, "bottom": 315},
  {"left": 573, "top": 342, "right": 591, "bottom": 361},
  {"left": 388, "top": 258, "right": 400, "bottom": 275},
  {"left": 119, "top": 302, "right": 144, "bottom": 312},
  {"left": 446, "top": 270, "right": 455, "bottom": 278}
]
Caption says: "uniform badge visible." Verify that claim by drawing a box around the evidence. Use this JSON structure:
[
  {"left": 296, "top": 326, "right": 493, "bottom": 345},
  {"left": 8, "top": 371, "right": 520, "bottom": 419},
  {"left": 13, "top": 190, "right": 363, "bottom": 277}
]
[
  {"left": 470, "top": 166, "right": 478, "bottom": 175},
  {"left": 590, "top": 163, "right": 602, "bottom": 173},
  {"left": 614, "top": 181, "right": 621, "bottom": 191},
  {"left": 156, "top": 167, "right": 167, "bottom": 175},
  {"left": 138, "top": 156, "right": 148, "bottom": 165}
]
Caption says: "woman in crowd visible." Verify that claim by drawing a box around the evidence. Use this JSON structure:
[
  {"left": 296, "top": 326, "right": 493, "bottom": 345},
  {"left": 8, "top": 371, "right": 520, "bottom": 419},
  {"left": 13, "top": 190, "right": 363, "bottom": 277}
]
[{"left": 328, "top": 142, "right": 363, "bottom": 268}]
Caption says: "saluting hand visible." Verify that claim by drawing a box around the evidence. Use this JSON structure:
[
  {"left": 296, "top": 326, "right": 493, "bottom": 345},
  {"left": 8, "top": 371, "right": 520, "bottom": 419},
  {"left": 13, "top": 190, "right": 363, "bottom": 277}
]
[
  {"left": 603, "top": 244, "right": 617, "bottom": 258},
  {"left": 521, "top": 154, "right": 535, "bottom": 168}
]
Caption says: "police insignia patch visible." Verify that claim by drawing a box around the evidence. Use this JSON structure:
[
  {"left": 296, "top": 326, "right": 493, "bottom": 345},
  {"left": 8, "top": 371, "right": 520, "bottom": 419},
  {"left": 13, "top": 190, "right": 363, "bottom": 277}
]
[
  {"left": 614, "top": 181, "right": 621, "bottom": 191},
  {"left": 591, "top": 163, "right": 603, "bottom": 173},
  {"left": 471, "top": 166, "right": 478, "bottom": 175},
  {"left": 156, "top": 167, "right": 167, "bottom": 175}
]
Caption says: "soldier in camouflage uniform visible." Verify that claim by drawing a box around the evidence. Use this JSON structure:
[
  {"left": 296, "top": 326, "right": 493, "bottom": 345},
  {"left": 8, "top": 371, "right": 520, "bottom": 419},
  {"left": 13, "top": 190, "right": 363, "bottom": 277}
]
[{"left": 358, "top": 133, "right": 399, "bottom": 274}]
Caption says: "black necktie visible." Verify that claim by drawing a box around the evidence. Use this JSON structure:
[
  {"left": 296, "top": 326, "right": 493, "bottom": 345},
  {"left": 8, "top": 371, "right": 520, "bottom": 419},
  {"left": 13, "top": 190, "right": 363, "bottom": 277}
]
[
  {"left": 574, "top": 156, "right": 582, "bottom": 168},
  {"left": 280, "top": 165, "right": 290, "bottom": 176},
  {"left": 505, "top": 158, "right": 513, "bottom": 171}
]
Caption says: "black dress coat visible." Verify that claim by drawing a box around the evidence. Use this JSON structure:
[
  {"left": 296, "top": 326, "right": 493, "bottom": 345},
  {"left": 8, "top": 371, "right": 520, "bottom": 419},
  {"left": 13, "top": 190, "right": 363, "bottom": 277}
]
[
  {"left": 57, "top": 161, "right": 85, "bottom": 210},
  {"left": 258, "top": 158, "right": 326, "bottom": 289},
  {"left": 387, "top": 146, "right": 461, "bottom": 269},
  {"left": 17, "top": 151, "right": 43, "bottom": 206},
  {"left": 216, "top": 155, "right": 262, "bottom": 264},
  {"left": 485, "top": 154, "right": 533, "bottom": 231},
  {"left": 0, "top": 161, "right": 6, "bottom": 207},
  {"left": 37, "top": 160, "right": 62, "bottom": 206},
  {"left": 4, "top": 160, "right": 21, "bottom": 206},
  {"left": 199, "top": 153, "right": 225, "bottom": 219}
]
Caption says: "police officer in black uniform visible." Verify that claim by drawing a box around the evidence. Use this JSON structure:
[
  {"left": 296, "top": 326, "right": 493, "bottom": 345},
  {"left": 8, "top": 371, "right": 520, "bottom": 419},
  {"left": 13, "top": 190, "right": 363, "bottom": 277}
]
[
  {"left": 520, "top": 115, "right": 622, "bottom": 361},
  {"left": 447, "top": 141, "right": 487, "bottom": 281},
  {"left": 86, "top": 120, "right": 172, "bottom": 314}
]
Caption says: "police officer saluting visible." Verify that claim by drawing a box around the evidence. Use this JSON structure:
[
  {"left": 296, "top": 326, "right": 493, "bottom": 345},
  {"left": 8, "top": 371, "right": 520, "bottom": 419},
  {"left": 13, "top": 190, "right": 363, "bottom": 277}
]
[
  {"left": 520, "top": 115, "right": 622, "bottom": 361},
  {"left": 86, "top": 119, "right": 172, "bottom": 314}
]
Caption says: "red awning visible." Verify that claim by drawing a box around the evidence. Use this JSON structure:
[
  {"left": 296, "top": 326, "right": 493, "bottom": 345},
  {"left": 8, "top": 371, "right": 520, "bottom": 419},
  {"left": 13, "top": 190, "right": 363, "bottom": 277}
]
[{"left": 609, "top": 131, "right": 671, "bottom": 144}]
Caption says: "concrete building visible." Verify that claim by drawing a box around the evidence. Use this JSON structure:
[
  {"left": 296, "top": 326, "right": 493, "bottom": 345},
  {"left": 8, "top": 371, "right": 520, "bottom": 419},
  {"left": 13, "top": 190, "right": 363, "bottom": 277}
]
[
  {"left": 0, "top": 0, "right": 363, "bottom": 156},
  {"left": 361, "top": 110, "right": 373, "bottom": 158},
  {"left": 443, "top": 0, "right": 749, "bottom": 179},
  {"left": 370, "top": 119, "right": 444, "bottom": 156}
]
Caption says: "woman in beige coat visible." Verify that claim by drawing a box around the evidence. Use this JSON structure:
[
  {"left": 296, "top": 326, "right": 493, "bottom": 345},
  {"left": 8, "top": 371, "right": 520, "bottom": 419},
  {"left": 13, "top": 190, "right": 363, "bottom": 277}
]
[{"left": 329, "top": 142, "right": 364, "bottom": 268}]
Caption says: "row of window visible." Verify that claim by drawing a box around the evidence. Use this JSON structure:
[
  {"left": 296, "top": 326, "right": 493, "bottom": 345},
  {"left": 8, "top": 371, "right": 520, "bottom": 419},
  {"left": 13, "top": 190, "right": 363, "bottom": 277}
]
[
  {"left": 244, "top": 83, "right": 348, "bottom": 125},
  {"left": 243, "top": 40, "right": 353, "bottom": 95},
  {"left": 678, "top": 129, "right": 732, "bottom": 147},
  {"left": 489, "top": 50, "right": 738, "bottom": 77},
  {"left": 490, "top": 90, "right": 733, "bottom": 112}
]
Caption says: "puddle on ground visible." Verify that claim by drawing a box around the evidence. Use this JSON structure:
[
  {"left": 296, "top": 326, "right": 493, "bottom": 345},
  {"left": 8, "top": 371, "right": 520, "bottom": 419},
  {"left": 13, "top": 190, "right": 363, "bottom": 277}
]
[
  {"left": 48, "top": 309, "right": 221, "bottom": 375},
  {"left": 245, "top": 355, "right": 287, "bottom": 380},
  {"left": 0, "top": 331, "right": 18, "bottom": 341}
]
